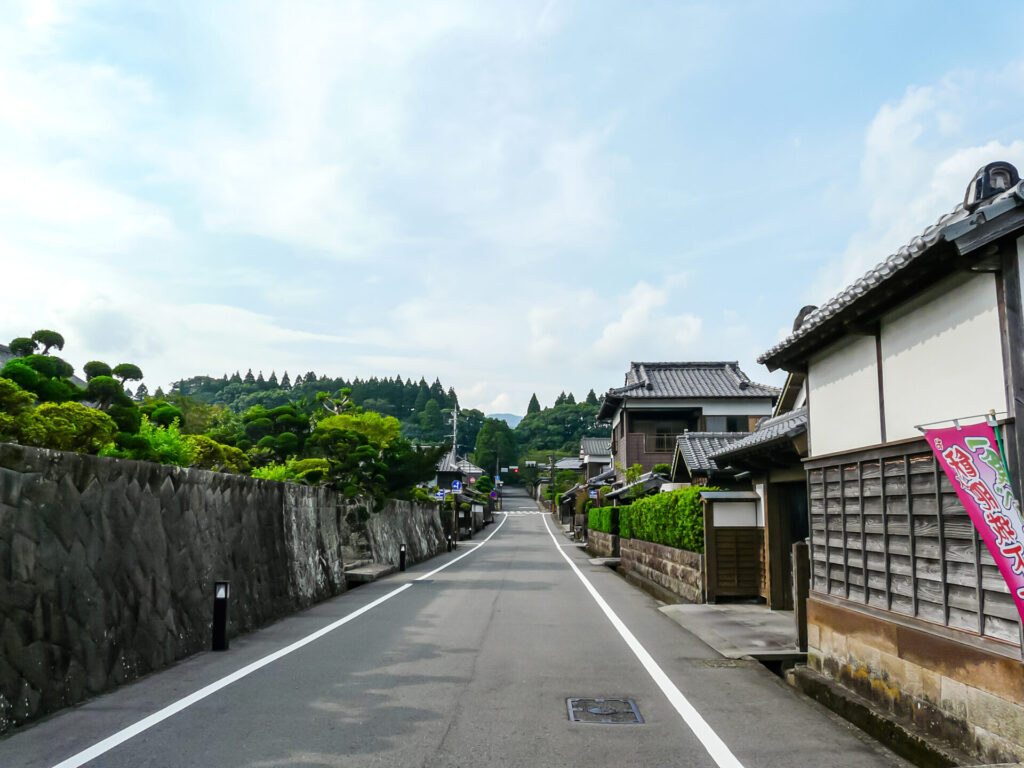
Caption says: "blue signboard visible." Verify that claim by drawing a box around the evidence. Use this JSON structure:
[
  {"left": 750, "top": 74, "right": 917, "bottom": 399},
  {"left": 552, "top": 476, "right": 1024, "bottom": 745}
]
[
  {"left": 434, "top": 491, "right": 445, "bottom": 501},
  {"left": 490, "top": 491, "right": 497, "bottom": 499},
  {"left": 589, "top": 489, "right": 598, "bottom": 499},
  {"left": 451, "top": 480, "right": 463, "bottom": 491}
]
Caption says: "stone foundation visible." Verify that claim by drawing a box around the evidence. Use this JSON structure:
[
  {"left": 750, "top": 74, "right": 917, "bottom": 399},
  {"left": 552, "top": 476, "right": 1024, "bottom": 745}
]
[
  {"left": 619, "top": 538, "right": 703, "bottom": 603},
  {"left": 587, "top": 530, "right": 619, "bottom": 558},
  {"left": 807, "top": 596, "right": 1024, "bottom": 763}
]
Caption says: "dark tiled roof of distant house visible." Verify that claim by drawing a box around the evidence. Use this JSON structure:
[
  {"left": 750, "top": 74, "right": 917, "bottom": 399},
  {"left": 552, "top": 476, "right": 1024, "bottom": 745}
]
[
  {"left": 674, "top": 432, "right": 748, "bottom": 475},
  {"left": 587, "top": 467, "right": 616, "bottom": 486},
  {"left": 580, "top": 437, "right": 611, "bottom": 457},
  {"left": 599, "top": 362, "right": 779, "bottom": 419},
  {"left": 759, "top": 179, "right": 1024, "bottom": 370},
  {"left": 711, "top": 407, "right": 808, "bottom": 462}
]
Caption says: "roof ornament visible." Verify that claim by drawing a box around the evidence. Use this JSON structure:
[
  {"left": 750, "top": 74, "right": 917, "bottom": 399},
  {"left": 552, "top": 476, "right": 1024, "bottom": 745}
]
[
  {"left": 792, "top": 305, "right": 818, "bottom": 331},
  {"left": 964, "top": 161, "right": 1020, "bottom": 212}
]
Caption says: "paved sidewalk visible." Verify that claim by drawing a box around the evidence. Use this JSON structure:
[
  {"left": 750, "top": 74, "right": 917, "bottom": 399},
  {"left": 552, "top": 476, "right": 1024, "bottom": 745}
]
[{"left": 659, "top": 602, "right": 802, "bottom": 660}]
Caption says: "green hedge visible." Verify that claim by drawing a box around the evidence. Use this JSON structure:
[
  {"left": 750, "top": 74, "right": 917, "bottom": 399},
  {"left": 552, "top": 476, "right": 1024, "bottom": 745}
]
[
  {"left": 587, "top": 506, "right": 621, "bottom": 535},
  {"left": 620, "top": 487, "right": 714, "bottom": 553}
]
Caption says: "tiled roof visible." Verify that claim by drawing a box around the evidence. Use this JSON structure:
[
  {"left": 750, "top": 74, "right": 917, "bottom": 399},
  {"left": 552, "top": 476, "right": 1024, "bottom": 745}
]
[
  {"left": 436, "top": 452, "right": 484, "bottom": 475},
  {"left": 759, "top": 181, "right": 1024, "bottom": 367},
  {"left": 609, "top": 362, "right": 779, "bottom": 400},
  {"left": 437, "top": 451, "right": 460, "bottom": 473},
  {"left": 675, "top": 432, "right": 749, "bottom": 474},
  {"left": 580, "top": 437, "right": 611, "bottom": 457},
  {"left": 711, "top": 407, "right": 808, "bottom": 461},
  {"left": 588, "top": 467, "right": 616, "bottom": 485},
  {"left": 554, "top": 457, "right": 584, "bottom": 471}
]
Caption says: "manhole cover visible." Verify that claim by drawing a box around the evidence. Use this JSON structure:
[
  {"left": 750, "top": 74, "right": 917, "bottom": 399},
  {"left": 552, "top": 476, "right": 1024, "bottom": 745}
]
[{"left": 567, "top": 697, "right": 643, "bottom": 724}]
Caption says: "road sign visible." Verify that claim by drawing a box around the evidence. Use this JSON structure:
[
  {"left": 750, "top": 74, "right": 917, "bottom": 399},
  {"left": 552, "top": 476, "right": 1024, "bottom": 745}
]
[
  {"left": 451, "top": 480, "right": 462, "bottom": 491},
  {"left": 589, "top": 489, "right": 598, "bottom": 499},
  {"left": 490, "top": 491, "right": 497, "bottom": 499},
  {"left": 510, "top": 465, "right": 519, "bottom": 471},
  {"left": 501, "top": 467, "right": 508, "bottom": 473},
  {"left": 435, "top": 491, "right": 445, "bottom": 500},
  {"left": 494, "top": 474, "right": 501, "bottom": 481},
  {"left": 469, "top": 477, "right": 476, "bottom": 484}
]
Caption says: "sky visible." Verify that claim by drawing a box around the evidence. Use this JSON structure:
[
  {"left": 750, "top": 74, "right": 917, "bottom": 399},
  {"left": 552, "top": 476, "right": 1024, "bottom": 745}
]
[{"left": 3, "top": 0, "right": 1024, "bottom": 415}]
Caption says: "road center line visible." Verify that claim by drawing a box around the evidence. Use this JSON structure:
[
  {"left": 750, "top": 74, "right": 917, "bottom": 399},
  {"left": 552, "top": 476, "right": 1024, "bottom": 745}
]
[
  {"left": 541, "top": 515, "right": 746, "bottom": 768},
  {"left": 52, "top": 514, "right": 509, "bottom": 768}
]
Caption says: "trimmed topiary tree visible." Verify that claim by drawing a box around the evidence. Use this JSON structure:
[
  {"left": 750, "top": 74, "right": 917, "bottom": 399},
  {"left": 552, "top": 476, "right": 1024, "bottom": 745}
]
[{"left": 31, "top": 330, "right": 64, "bottom": 355}]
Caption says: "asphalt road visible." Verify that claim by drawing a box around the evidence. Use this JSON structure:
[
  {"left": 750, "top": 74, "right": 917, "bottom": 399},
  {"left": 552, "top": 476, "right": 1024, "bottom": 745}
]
[{"left": 1, "top": 487, "right": 910, "bottom": 768}]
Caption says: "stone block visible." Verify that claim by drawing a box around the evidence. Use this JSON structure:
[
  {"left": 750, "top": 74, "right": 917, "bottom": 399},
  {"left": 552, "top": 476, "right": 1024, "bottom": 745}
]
[{"left": 966, "top": 685, "right": 1024, "bottom": 747}]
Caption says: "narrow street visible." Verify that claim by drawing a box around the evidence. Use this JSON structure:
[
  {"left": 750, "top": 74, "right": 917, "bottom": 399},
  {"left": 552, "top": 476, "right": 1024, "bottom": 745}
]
[{"left": 3, "top": 488, "right": 908, "bottom": 768}]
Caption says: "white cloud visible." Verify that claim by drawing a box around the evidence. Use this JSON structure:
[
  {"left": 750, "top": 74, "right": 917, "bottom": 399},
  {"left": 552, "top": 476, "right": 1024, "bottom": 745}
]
[
  {"left": 813, "top": 64, "right": 1024, "bottom": 299},
  {"left": 592, "top": 281, "right": 702, "bottom": 360}
]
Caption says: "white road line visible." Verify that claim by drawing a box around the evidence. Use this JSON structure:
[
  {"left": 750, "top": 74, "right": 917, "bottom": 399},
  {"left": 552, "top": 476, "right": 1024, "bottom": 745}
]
[
  {"left": 541, "top": 515, "right": 746, "bottom": 768},
  {"left": 52, "top": 515, "right": 509, "bottom": 768}
]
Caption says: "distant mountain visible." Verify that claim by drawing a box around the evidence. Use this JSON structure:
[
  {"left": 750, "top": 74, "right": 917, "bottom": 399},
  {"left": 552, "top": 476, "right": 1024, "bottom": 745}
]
[{"left": 487, "top": 413, "right": 522, "bottom": 428}]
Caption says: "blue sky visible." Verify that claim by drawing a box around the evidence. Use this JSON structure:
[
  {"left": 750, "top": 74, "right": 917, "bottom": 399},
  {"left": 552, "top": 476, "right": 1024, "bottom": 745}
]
[{"left": 4, "top": 0, "right": 1024, "bottom": 414}]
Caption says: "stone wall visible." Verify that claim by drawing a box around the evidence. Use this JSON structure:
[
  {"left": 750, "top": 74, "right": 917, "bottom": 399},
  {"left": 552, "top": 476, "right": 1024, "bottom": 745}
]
[
  {"left": 365, "top": 498, "right": 446, "bottom": 568},
  {"left": 0, "top": 443, "right": 443, "bottom": 735},
  {"left": 587, "top": 530, "right": 619, "bottom": 558},
  {"left": 620, "top": 538, "right": 703, "bottom": 603},
  {"left": 807, "top": 597, "right": 1024, "bottom": 763}
]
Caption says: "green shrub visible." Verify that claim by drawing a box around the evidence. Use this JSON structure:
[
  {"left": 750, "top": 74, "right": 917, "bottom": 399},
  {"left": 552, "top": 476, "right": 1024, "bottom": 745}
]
[
  {"left": 587, "top": 506, "right": 620, "bottom": 535},
  {"left": 618, "top": 504, "right": 634, "bottom": 538},
  {"left": 15, "top": 402, "right": 118, "bottom": 454},
  {"left": 622, "top": 487, "right": 715, "bottom": 553},
  {"left": 252, "top": 462, "right": 294, "bottom": 481},
  {"left": 651, "top": 462, "right": 671, "bottom": 475},
  {"left": 101, "top": 415, "right": 197, "bottom": 466},
  {"left": 187, "top": 434, "right": 251, "bottom": 474}
]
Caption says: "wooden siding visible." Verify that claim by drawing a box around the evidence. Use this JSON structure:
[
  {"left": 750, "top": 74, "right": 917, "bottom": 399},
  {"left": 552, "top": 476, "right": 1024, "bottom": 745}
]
[{"left": 808, "top": 448, "right": 1023, "bottom": 647}]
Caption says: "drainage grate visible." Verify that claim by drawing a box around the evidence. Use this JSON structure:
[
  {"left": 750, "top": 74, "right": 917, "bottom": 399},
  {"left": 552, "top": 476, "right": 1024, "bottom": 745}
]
[{"left": 567, "top": 697, "right": 643, "bottom": 724}]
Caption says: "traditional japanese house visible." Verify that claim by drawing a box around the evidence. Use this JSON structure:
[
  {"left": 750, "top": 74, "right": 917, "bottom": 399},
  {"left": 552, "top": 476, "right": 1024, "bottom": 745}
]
[
  {"left": 760, "top": 162, "right": 1024, "bottom": 761},
  {"left": 599, "top": 361, "right": 778, "bottom": 483},
  {"left": 579, "top": 437, "right": 612, "bottom": 480}
]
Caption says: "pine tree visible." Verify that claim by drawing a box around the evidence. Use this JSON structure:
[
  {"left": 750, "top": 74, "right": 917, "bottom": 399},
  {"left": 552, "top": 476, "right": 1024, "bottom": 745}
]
[
  {"left": 293, "top": 373, "right": 303, "bottom": 387},
  {"left": 154, "top": 386, "right": 166, "bottom": 398},
  {"left": 585, "top": 389, "right": 599, "bottom": 405},
  {"left": 555, "top": 391, "right": 567, "bottom": 406},
  {"left": 527, "top": 393, "right": 541, "bottom": 414},
  {"left": 230, "top": 371, "right": 242, "bottom": 384},
  {"left": 565, "top": 392, "right": 576, "bottom": 405},
  {"left": 134, "top": 382, "right": 150, "bottom": 401},
  {"left": 268, "top": 371, "right": 278, "bottom": 388},
  {"left": 280, "top": 371, "right": 291, "bottom": 389},
  {"left": 446, "top": 386, "right": 458, "bottom": 410},
  {"left": 243, "top": 368, "right": 256, "bottom": 385},
  {"left": 256, "top": 370, "right": 266, "bottom": 386}
]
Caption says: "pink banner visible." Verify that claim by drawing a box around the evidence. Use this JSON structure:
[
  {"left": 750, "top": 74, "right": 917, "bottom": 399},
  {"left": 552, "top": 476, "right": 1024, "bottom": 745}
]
[{"left": 926, "top": 422, "right": 1024, "bottom": 626}]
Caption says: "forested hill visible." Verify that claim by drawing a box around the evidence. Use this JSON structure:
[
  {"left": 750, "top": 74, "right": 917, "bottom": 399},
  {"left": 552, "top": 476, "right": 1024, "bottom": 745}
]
[{"left": 171, "top": 371, "right": 471, "bottom": 446}]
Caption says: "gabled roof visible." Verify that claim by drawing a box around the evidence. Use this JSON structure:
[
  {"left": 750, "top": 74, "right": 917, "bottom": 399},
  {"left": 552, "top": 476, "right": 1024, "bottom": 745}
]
[
  {"left": 600, "top": 362, "right": 778, "bottom": 419},
  {"left": 606, "top": 471, "right": 666, "bottom": 499},
  {"left": 711, "top": 407, "right": 808, "bottom": 463},
  {"left": 759, "top": 174, "right": 1024, "bottom": 371},
  {"left": 580, "top": 437, "right": 611, "bottom": 458},
  {"left": 672, "top": 432, "right": 748, "bottom": 477}
]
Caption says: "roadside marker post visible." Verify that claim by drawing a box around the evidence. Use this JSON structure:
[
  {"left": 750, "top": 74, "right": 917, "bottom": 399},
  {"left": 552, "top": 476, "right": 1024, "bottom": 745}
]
[{"left": 212, "top": 581, "right": 230, "bottom": 652}]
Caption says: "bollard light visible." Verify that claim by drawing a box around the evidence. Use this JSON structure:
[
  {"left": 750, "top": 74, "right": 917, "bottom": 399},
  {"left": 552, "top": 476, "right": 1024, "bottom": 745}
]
[
  {"left": 212, "top": 580, "right": 230, "bottom": 652},
  {"left": 399, "top": 543, "right": 407, "bottom": 572}
]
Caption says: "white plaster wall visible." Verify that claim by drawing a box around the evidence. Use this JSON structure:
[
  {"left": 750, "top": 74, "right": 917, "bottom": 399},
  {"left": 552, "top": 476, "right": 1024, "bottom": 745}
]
[
  {"left": 881, "top": 272, "right": 1006, "bottom": 441},
  {"left": 808, "top": 334, "right": 881, "bottom": 456},
  {"left": 714, "top": 502, "right": 759, "bottom": 527}
]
